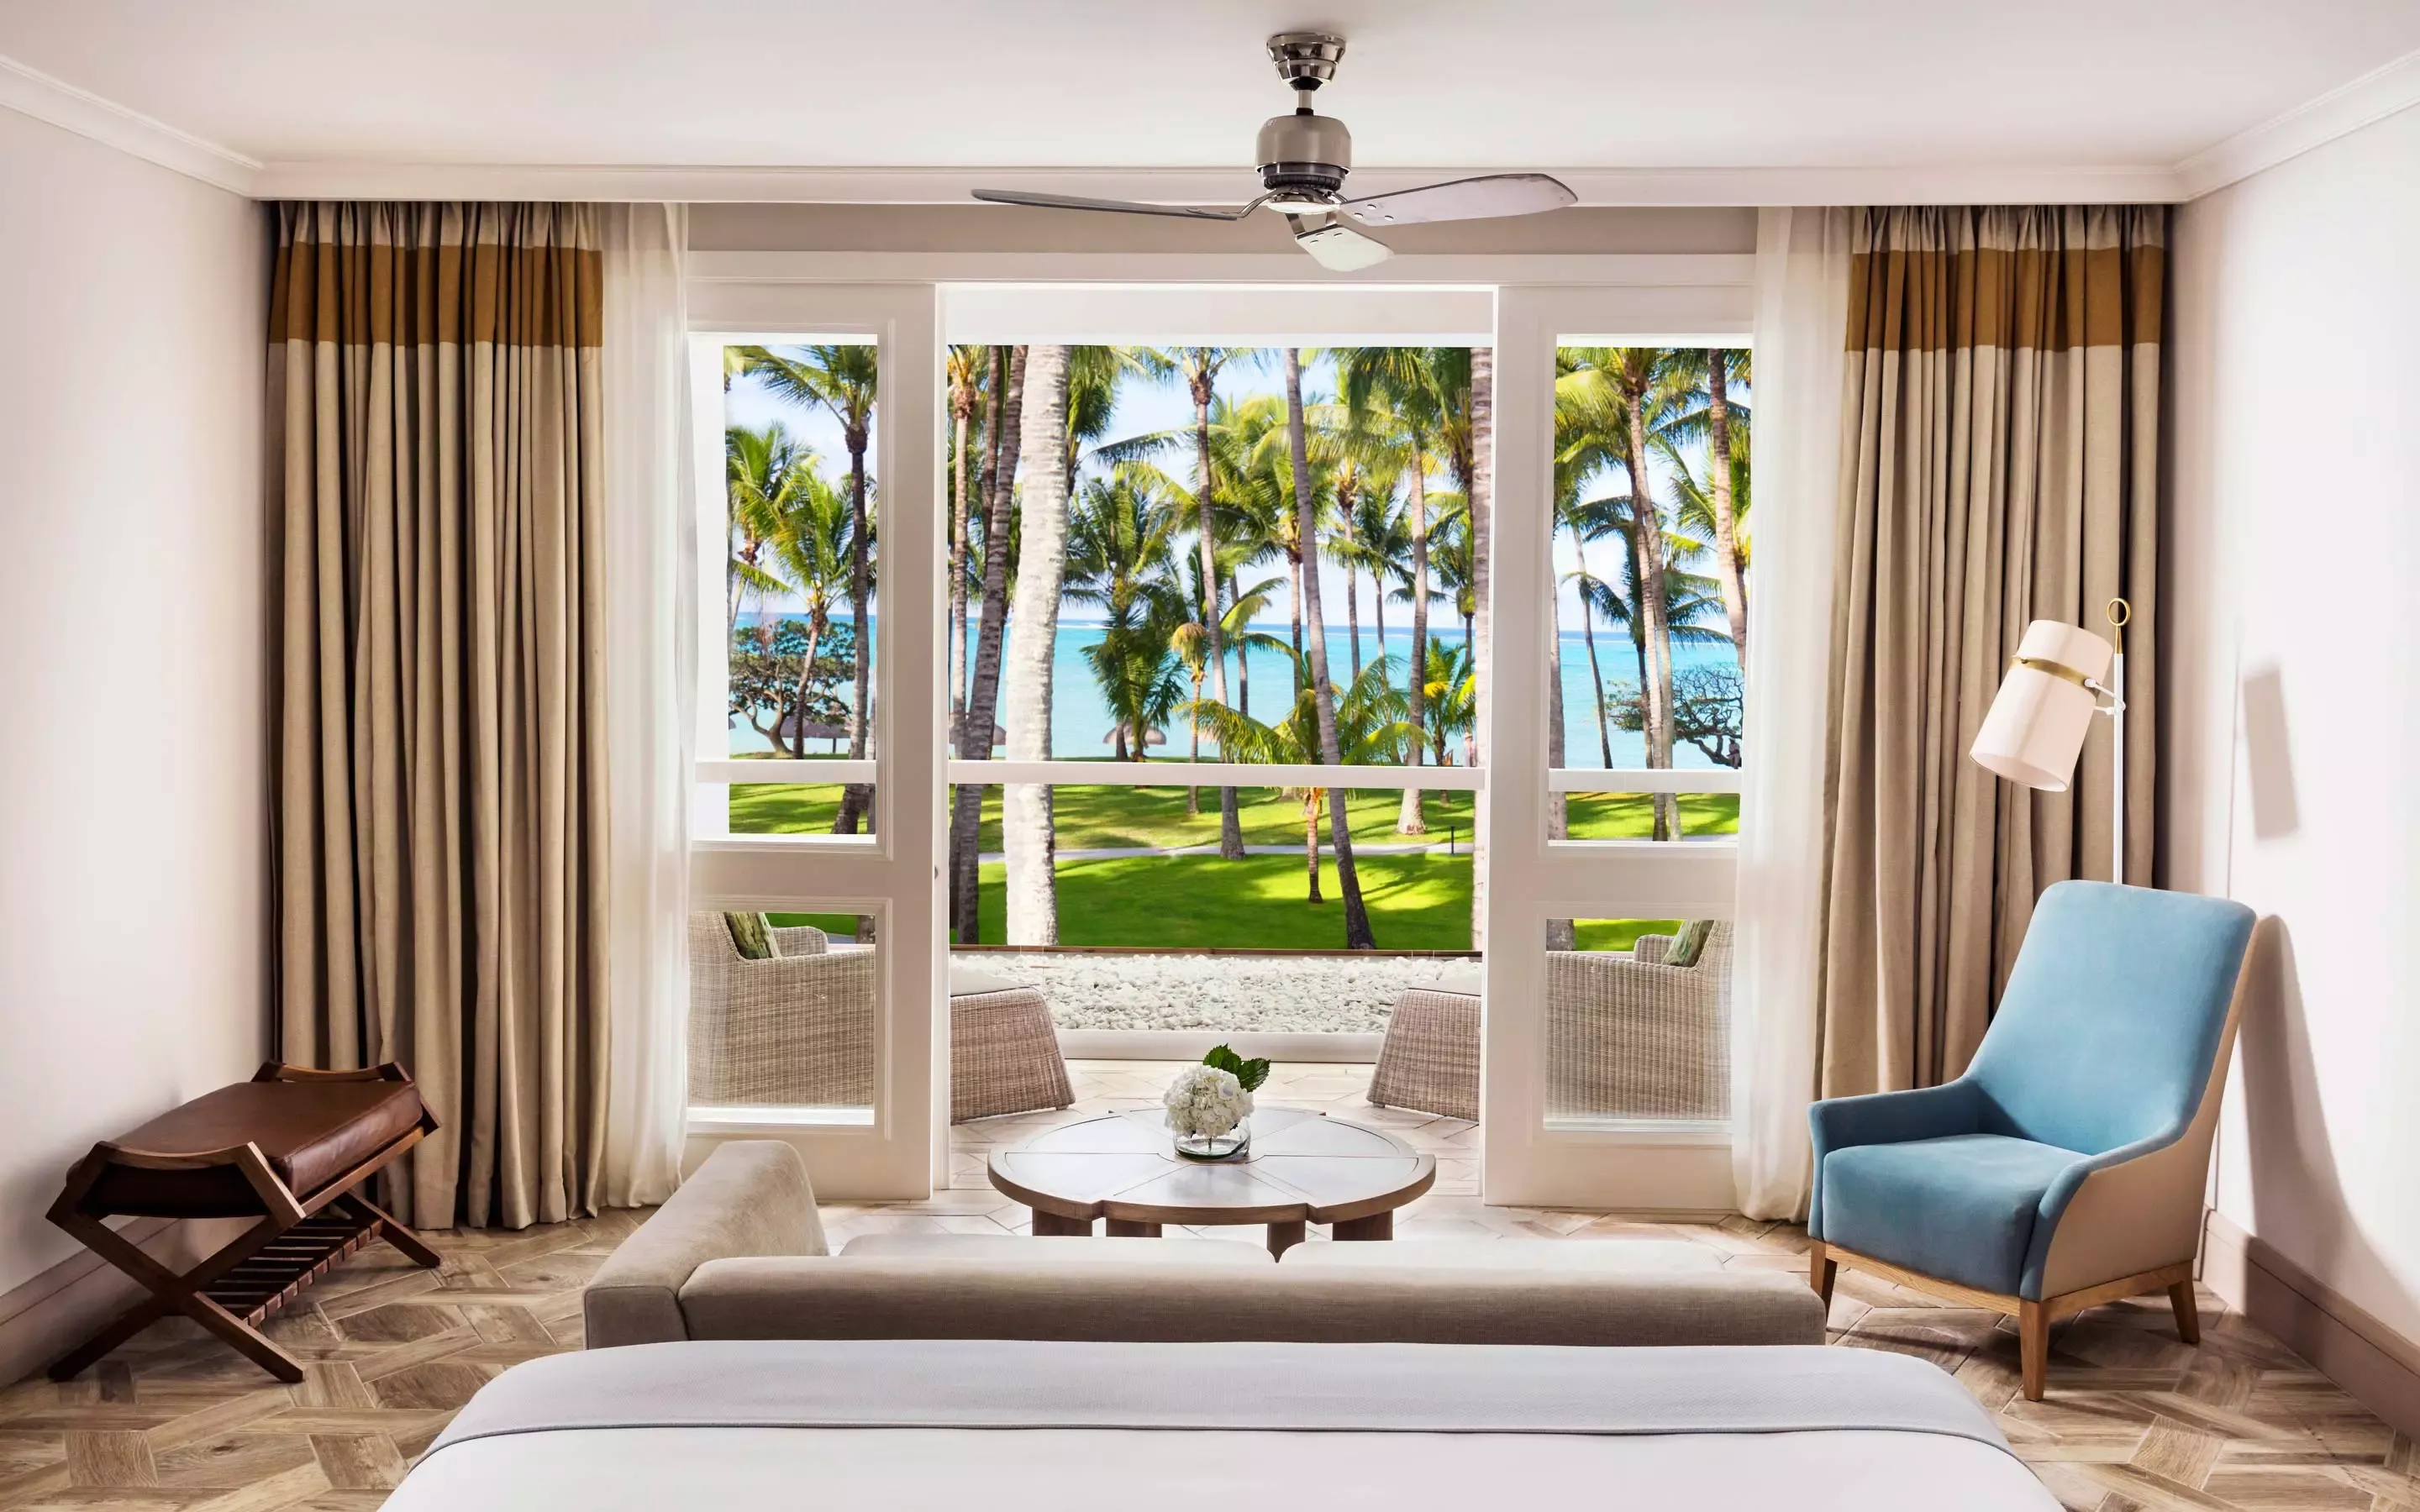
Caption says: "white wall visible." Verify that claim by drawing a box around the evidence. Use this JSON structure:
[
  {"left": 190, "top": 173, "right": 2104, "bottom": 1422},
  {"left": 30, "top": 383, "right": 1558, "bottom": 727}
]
[
  {"left": 2168, "top": 105, "right": 2420, "bottom": 1347},
  {"left": 0, "top": 108, "right": 266, "bottom": 1300}
]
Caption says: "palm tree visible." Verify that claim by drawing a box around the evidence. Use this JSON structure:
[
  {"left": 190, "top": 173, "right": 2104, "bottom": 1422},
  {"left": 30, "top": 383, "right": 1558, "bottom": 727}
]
[
  {"left": 1001, "top": 345, "right": 1073, "bottom": 945},
  {"left": 1188, "top": 654, "right": 1413, "bottom": 911},
  {"left": 744, "top": 344, "right": 881, "bottom": 832},
  {"left": 1065, "top": 468, "right": 1186, "bottom": 759},
  {"left": 1657, "top": 349, "right": 1753, "bottom": 674},
  {"left": 1328, "top": 475, "right": 1409, "bottom": 695},
  {"left": 762, "top": 454, "right": 858, "bottom": 757},
  {"left": 1556, "top": 347, "right": 1697, "bottom": 834},
  {"left": 724, "top": 423, "right": 807, "bottom": 643},
  {"left": 1132, "top": 346, "right": 1262, "bottom": 860},
  {"left": 1167, "top": 553, "right": 1283, "bottom": 810},
  {"left": 1283, "top": 349, "right": 1375, "bottom": 949},
  {"left": 1334, "top": 347, "right": 1456, "bottom": 836},
  {"left": 1417, "top": 639, "right": 1478, "bottom": 769},
  {"left": 945, "top": 344, "right": 989, "bottom": 740},
  {"left": 950, "top": 346, "right": 1028, "bottom": 943}
]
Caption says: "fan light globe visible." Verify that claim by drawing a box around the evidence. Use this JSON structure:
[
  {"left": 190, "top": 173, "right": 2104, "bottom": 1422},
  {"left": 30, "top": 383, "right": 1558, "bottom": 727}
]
[{"left": 1970, "top": 620, "right": 2115, "bottom": 791}]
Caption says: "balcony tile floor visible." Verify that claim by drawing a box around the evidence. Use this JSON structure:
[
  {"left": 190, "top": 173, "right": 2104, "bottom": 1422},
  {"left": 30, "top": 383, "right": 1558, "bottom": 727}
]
[{"left": 3, "top": 1060, "right": 2407, "bottom": 1511}]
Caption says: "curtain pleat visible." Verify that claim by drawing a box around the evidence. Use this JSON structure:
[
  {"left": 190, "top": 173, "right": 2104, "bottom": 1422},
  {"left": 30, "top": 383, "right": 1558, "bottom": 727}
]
[
  {"left": 1818, "top": 205, "right": 2165, "bottom": 1100},
  {"left": 268, "top": 202, "right": 608, "bottom": 1229}
]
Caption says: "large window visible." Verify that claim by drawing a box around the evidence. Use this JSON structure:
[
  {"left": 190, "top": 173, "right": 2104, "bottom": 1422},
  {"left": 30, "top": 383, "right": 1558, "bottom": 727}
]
[
  {"left": 1546, "top": 344, "right": 1749, "bottom": 848},
  {"left": 939, "top": 343, "right": 1487, "bottom": 960},
  {"left": 708, "top": 337, "right": 881, "bottom": 840}
]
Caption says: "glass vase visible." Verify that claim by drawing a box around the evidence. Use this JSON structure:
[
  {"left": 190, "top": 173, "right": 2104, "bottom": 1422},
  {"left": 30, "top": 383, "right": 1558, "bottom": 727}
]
[{"left": 1173, "top": 1118, "right": 1250, "bottom": 1161}]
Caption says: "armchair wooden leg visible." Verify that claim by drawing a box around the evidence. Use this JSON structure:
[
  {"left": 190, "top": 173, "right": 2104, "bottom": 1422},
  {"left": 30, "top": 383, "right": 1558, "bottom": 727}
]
[
  {"left": 1809, "top": 1241, "right": 1838, "bottom": 1308},
  {"left": 2019, "top": 1299, "right": 2049, "bottom": 1401},
  {"left": 2168, "top": 1278, "right": 2202, "bottom": 1346}
]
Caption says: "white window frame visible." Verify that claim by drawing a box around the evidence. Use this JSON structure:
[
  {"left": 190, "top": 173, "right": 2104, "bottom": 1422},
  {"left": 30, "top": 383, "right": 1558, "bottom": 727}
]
[
  {"left": 680, "top": 255, "right": 1757, "bottom": 1209},
  {"left": 684, "top": 285, "right": 944, "bottom": 1200},
  {"left": 1483, "top": 286, "right": 1753, "bottom": 1212}
]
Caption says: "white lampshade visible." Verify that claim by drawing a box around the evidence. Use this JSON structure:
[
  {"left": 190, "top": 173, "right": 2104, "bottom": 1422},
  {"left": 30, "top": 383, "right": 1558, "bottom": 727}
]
[{"left": 1970, "top": 620, "right": 2115, "bottom": 791}]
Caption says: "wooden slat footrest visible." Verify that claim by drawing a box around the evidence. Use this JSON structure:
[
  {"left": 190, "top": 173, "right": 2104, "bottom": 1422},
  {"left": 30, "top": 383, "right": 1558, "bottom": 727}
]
[{"left": 204, "top": 1211, "right": 381, "bottom": 1326}]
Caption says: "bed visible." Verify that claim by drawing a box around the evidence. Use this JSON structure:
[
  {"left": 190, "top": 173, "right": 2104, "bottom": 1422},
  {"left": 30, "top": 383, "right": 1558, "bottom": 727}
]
[{"left": 389, "top": 1339, "right": 2054, "bottom": 1510}]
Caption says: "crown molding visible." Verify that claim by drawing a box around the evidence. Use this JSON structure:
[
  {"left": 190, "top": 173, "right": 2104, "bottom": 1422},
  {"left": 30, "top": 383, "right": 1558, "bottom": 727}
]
[
  {"left": 250, "top": 159, "right": 2186, "bottom": 207},
  {"left": 0, "top": 51, "right": 258, "bottom": 194},
  {"left": 2178, "top": 45, "right": 2420, "bottom": 198},
  {"left": 10, "top": 39, "right": 2420, "bottom": 209}
]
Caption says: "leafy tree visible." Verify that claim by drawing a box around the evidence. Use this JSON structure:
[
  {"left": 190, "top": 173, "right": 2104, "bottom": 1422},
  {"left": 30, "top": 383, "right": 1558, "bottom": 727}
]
[{"left": 1612, "top": 664, "right": 1744, "bottom": 769}]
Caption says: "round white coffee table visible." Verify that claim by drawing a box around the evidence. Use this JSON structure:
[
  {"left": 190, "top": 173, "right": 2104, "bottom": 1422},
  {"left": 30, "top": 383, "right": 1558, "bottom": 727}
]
[{"left": 987, "top": 1105, "right": 1434, "bottom": 1257}]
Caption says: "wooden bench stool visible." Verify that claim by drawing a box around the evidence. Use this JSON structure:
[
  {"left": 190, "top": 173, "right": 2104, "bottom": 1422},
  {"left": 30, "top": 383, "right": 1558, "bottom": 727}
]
[{"left": 46, "top": 1062, "right": 439, "bottom": 1383}]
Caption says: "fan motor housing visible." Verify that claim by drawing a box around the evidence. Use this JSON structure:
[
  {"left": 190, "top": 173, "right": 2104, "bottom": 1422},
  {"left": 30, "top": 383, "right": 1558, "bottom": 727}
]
[{"left": 1256, "top": 112, "right": 1351, "bottom": 198}]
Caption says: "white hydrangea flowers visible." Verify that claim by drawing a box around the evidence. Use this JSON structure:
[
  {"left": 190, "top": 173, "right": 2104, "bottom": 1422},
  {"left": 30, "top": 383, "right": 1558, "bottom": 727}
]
[{"left": 1164, "top": 1064, "right": 1254, "bottom": 1138}]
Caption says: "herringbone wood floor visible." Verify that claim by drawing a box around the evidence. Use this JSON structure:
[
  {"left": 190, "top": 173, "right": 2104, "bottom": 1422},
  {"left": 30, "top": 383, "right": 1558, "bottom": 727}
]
[{"left": 5, "top": 1060, "right": 2409, "bottom": 1510}]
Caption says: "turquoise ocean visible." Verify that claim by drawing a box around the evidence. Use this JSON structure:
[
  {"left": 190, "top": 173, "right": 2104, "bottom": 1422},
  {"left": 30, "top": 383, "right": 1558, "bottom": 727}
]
[{"left": 730, "top": 617, "right": 1738, "bottom": 772}]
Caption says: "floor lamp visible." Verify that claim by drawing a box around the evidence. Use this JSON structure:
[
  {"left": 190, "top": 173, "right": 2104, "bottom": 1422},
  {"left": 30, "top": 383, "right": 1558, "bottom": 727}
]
[{"left": 1969, "top": 600, "right": 2132, "bottom": 884}]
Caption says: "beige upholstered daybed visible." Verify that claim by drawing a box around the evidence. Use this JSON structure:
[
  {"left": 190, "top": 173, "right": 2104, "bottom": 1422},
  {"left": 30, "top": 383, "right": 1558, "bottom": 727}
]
[{"left": 381, "top": 1142, "right": 2053, "bottom": 1510}]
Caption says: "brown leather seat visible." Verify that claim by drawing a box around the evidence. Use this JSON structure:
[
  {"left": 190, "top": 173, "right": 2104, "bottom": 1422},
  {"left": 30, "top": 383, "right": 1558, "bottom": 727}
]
[{"left": 87, "top": 1079, "right": 426, "bottom": 1216}]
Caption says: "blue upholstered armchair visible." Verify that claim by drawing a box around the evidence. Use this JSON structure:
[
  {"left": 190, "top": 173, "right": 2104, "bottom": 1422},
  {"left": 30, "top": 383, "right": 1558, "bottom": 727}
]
[{"left": 1807, "top": 881, "right": 2258, "bottom": 1400}]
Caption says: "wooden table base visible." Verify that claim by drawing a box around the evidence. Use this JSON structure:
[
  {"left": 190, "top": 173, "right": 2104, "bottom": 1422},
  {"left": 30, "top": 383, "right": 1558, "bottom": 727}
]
[
  {"left": 1105, "top": 1219, "right": 1162, "bottom": 1237},
  {"left": 1032, "top": 1211, "right": 1093, "bottom": 1236},
  {"left": 1333, "top": 1211, "right": 1393, "bottom": 1242}
]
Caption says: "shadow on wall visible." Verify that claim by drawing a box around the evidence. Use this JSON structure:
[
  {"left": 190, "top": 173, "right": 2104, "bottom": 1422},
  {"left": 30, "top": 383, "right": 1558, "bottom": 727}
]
[
  {"left": 2239, "top": 664, "right": 2300, "bottom": 840},
  {"left": 2236, "top": 917, "right": 2415, "bottom": 1336}
]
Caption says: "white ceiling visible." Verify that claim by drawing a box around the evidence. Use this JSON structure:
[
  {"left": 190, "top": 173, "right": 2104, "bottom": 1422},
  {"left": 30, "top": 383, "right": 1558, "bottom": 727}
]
[{"left": 3, "top": 1, "right": 2419, "bottom": 200}]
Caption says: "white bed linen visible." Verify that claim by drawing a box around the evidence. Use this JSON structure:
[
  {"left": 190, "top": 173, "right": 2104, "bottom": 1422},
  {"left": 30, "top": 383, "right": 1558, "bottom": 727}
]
[{"left": 390, "top": 1424, "right": 2055, "bottom": 1511}]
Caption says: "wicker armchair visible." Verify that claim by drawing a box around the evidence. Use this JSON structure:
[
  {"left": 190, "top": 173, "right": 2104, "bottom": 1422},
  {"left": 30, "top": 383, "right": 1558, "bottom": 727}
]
[
  {"left": 1544, "top": 924, "right": 1733, "bottom": 1121},
  {"left": 1368, "top": 927, "right": 1733, "bottom": 1124},
  {"left": 1367, "top": 982, "right": 1481, "bottom": 1121},
  {"left": 687, "top": 916, "right": 876, "bottom": 1109}
]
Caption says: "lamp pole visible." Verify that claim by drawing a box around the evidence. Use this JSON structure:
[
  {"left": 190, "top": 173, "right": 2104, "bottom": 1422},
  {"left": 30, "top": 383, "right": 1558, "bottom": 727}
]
[{"left": 2107, "top": 598, "right": 2130, "bottom": 886}]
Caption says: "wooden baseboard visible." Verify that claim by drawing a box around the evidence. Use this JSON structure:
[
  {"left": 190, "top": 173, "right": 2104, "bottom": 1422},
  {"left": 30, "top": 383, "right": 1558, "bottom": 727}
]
[
  {"left": 2202, "top": 1208, "right": 2420, "bottom": 1438},
  {"left": 0, "top": 1219, "right": 245, "bottom": 1386}
]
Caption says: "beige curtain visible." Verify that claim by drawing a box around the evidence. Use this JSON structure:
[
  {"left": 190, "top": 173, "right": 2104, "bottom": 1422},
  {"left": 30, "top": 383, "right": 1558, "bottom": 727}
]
[
  {"left": 268, "top": 202, "right": 608, "bottom": 1229},
  {"left": 1818, "top": 205, "right": 2164, "bottom": 1098}
]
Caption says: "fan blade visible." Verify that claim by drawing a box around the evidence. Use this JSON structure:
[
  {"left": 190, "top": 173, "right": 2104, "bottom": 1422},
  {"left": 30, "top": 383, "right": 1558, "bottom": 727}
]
[
  {"left": 1337, "top": 173, "right": 1576, "bottom": 227},
  {"left": 971, "top": 188, "right": 1261, "bottom": 222},
  {"left": 1292, "top": 218, "right": 1394, "bottom": 271}
]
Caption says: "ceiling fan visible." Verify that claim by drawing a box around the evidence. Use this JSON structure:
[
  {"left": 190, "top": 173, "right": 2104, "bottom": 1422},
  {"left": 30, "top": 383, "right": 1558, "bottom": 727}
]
[{"left": 971, "top": 33, "right": 1576, "bottom": 271}]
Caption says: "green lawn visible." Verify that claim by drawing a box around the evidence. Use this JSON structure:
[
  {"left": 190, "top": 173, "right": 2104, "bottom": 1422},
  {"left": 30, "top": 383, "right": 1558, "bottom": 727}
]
[
  {"left": 726, "top": 766, "right": 1735, "bottom": 950},
  {"left": 729, "top": 772, "right": 1737, "bottom": 848},
  {"left": 978, "top": 853, "right": 1475, "bottom": 950}
]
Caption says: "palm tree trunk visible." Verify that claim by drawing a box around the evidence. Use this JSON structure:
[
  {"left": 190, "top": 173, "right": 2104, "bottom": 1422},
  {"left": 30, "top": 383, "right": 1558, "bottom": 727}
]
[
  {"left": 834, "top": 421, "right": 876, "bottom": 834},
  {"left": 1344, "top": 563, "right": 1361, "bottom": 683},
  {"left": 1185, "top": 664, "right": 1204, "bottom": 816},
  {"left": 1002, "top": 344, "right": 1071, "bottom": 946},
  {"left": 948, "top": 381, "right": 973, "bottom": 748},
  {"left": 1192, "top": 368, "right": 1245, "bottom": 862},
  {"left": 1624, "top": 379, "right": 1678, "bottom": 841},
  {"left": 1467, "top": 347, "right": 1493, "bottom": 951},
  {"left": 1397, "top": 448, "right": 1429, "bottom": 835},
  {"left": 1286, "top": 349, "right": 1373, "bottom": 949},
  {"left": 1578, "top": 575, "right": 1615, "bottom": 767},
  {"left": 786, "top": 613, "right": 826, "bottom": 759},
  {"left": 1231, "top": 570, "right": 1250, "bottom": 722},
  {"left": 1544, "top": 591, "right": 1574, "bottom": 951},
  {"left": 1304, "top": 794, "right": 1323, "bottom": 902},
  {"left": 950, "top": 347, "right": 1024, "bottom": 943},
  {"left": 1707, "top": 349, "right": 1748, "bottom": 680},
  {"left": 1288, "top": 548, "right": 1303, "bottom": 663},
  {"left": 1371, "top": 579, "right": 1387, "bottom": 689}
]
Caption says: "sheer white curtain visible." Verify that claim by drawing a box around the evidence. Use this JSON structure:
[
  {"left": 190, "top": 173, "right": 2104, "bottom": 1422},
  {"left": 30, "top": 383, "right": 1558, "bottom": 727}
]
[
  {"left": 598, "top": 202, "right": 693, "bottom": 1206},
  {"left": 1731, "top": 207, "right": 1853, "bottom": 1221}
]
